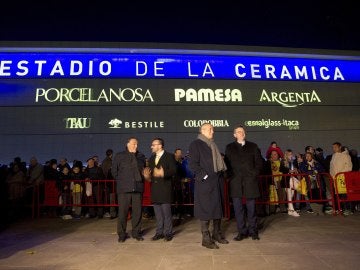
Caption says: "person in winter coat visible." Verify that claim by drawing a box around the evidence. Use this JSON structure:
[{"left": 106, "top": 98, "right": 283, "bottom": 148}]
[
  {"left": 189, "top": 123, "right": 228, "bottom": 249},
  {"left": 112, "top": 137, "right": 146, "bottom": 242},
  {"left": 224, "top": 125, "right": 263, "bottom": 241},
  {"left": 143, "top": 138, "right": 177, "bottom": 242}
]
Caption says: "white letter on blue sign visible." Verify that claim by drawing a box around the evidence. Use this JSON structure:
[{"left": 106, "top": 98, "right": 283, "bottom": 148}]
[
  {"left": 154, "top": 61, "right": 165, "bottom": 76},
  {"left": 234, "top": 63, "right": 246, "bottom": 78},
  {"left": 136, "top": 61, "right": 147, "bottom": 76}
]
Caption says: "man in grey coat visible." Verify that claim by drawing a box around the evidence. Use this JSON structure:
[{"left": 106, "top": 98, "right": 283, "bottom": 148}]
[
  {"left": 224, "top": 125, "right": 263, "bottom": 241},
  {"left": 189, "top": 123, "right": 228, "bottom": 249}
]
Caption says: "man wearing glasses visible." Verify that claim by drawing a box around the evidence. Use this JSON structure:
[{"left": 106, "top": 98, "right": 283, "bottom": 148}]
[{"left": 143, "top": 138, "right": 177, "bottom": 241}]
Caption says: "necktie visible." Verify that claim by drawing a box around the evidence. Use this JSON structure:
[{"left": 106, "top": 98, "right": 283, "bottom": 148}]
[{"left": 155, "top": 155, "right": 160, "bottom": 165}]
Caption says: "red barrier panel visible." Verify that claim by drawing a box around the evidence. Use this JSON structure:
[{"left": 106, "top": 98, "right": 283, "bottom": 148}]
[
  {"left": 34, "top": 172, "right": 346, "bottom": 218},
  {"left": 255, "top": 172, "right": 335, "bottom": 216},
  {"left": 334, "top": 171, "right": 360, "bottom": 215},
  {"left": 143, "top": 181, "right": 152, "bottom": 206},
  {"left": 34, "top": 179, "right": 194, "bottom": 218},
  {"left": 44, "top": 181, "right": 60, "bottom": 206}
]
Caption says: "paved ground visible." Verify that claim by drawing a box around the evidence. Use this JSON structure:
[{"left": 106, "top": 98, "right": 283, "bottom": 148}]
[{"left": 0, "top": 206, "right": 359, "bottom": 270}]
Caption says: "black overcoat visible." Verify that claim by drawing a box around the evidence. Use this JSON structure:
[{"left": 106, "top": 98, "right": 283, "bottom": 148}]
[
  {"left": 224, "top": 141, "right": 263, "bottom": 199},
  {"left": 148, "top": 151, "right": 176, "bottom": 204},
  {"left": 111, "top": 150, "right": 146, "bottom": 194},
  {"left": 189, "top": 139, "right": 224, "bottom": 220}
]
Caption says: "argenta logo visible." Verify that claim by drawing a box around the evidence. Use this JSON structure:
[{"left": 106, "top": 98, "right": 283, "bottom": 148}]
[
  {"left": 259, "top": 89, "right": 321, "bottom": 108},
  {"left": 174, "top": 88, "right": 242, "bottom": 102}
]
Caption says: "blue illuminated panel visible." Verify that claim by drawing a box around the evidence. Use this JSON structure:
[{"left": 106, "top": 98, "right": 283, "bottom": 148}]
[{"left": 0, "top": 51, "right": 359, "bottom": 81}]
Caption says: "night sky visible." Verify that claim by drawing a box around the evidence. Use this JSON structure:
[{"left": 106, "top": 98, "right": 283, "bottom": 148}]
[{"left": 1, "top": 1, "right": 359, "bottom": 50}]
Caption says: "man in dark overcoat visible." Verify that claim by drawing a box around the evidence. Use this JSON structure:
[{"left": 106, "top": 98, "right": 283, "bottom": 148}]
[
  {"left": 144, "top": 138, "right": 176, "bottom": 241},
  {"left": 224, "top": 125, "right": 263, "bottom": 241},
  {"left": 189, "top": 123, "right": 228, "bottom": 249},
  {"left": 112, "top": 137, "right": 146, "bottom": 242}
]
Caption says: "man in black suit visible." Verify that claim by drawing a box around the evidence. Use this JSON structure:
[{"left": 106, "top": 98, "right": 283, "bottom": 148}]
[
  {"left": 144, "top": 138, "right": 176, "bottom": 241},
  {"left": 189, "top": 123, "right": 228, "bottom": 249},
  {"left": 112, "top": 137, "right": 146, "bottom": 242},
  {"left": 224, "top": 125, "right": 263, "bottom": 241}
]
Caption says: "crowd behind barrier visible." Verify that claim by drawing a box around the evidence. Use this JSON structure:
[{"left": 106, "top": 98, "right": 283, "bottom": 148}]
[
  {"left": 30, "top": 171, "right": 360, "bottom": 219},
  {"left": 2, "top": 142, "right": 359, "bottom": 226}
]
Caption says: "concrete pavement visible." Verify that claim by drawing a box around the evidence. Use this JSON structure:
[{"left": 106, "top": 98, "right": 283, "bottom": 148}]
[{"left": 0, "top": 207, "right": 359, "bottom": 270}]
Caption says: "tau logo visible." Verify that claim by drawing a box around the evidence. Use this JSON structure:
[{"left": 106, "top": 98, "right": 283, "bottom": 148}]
[
  {"left": 64, "top": 118, "right": 91, "bottom": 129},
  {"left": 108, "top": 118, "right": 122, "bottom": 128}
]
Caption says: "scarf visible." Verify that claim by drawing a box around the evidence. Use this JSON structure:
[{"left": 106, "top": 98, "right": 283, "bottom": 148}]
[{"left": 198, "top": 134, "right": 227, "bottom": 173}]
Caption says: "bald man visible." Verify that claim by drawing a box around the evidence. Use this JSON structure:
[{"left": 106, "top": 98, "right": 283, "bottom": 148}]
[{"left": 189, "top": 123, "right": 228, "bottom": 249}]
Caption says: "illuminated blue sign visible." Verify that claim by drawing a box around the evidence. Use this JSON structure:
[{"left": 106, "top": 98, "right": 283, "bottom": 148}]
[{"left": 0, "top": 49, "right": 360, "bottom": 81}]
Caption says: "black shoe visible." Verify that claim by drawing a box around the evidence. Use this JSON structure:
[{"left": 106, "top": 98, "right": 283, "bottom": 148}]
[
  {"left": 202, "top": 231, "right": 219, "bottom": 249},
  {"left": 213, "top": 234, "right": 229, "bottom": 244},
  {"left": 133, "top": 235, "right": 144, "bottom": 241},
  {"left": 233, "top": 233, "right": 248, "bottom": 241},
  {"left": 118, "top": 235, "right": 126, "bottom": 243},
  {"left": 250, "top": 233, "right": 260, "bottom": 240},
  {"left": 151, "top": 234, "right": 164, "bottom": 241},
  {"left": 202, "top": 240, "right": 219, "bottom": 249},
  {"left": 164, "top": 234, "right": 173, "bottom": 241}
]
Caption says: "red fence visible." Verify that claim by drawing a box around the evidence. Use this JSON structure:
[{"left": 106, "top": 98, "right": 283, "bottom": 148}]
[
  {"left": 334, "top": 171, "right": 360, "bottom": 213},
  {"left": 31, "top": 171, "right": 359, "bottom": 218}
]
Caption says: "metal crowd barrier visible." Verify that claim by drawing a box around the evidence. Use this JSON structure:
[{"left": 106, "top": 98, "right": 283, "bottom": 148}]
[
  {"left": 222, "top": 172, "right": 336, "bottom": 219},
  {"left": 32, "top": 171, "right": 359, "bottom": 218},
  {"left": 333, "top": 171, "right": 360, "bottom": 214},
  {"left": 32, "top": 179, "right": 194, "bottom": 218}
]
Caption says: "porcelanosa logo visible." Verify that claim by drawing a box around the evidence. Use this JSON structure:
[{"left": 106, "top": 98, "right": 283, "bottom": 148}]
[
  {"left": 35, "top": 87, "right": 154, "bottom": 103},
  {"left": 108, "top": 118, "right": 165, "bottom": 129},
  {"left": 259, "top": 89, "right": 321, "bottom": 108}
]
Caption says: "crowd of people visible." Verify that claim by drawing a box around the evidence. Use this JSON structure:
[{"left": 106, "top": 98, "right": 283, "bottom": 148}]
[{"left": 1, "top": 123, "right": 359, "bottom": 248}]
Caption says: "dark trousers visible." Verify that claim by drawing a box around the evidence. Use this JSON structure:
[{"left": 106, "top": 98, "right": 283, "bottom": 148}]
[
  {"left": 117, "top": 192, "right": 142, "bottom": 237},
  {"left": 88, "top": 184, "right": 106, "bottom": 217},
  {"left": 233, "top": 197, "right": 257, "bottom": 235},
  {"left": 153, "top": 203, "right": 173, "bottom": 236}
]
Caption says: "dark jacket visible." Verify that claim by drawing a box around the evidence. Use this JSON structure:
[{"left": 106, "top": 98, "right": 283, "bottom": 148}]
[
  {"left": 84, "top": 165, "right": 105, "bottom": 188},
  {"left": 224, "top": 140, "right": 263, "bottom": 199},
  {"left": 262, "top": 159, "right": 290, "bottom": 188},
  {"left": 112, "top": 150, "right": 146, "bottom": 194},
  {"left": 101, "top": 156, "right": 113, "bottom": 179},
  {"left": 298, "top": 160, "right": 325, "bottom": 175},
  {"left": 189, "top": 139, "right": 224, "bottom": 220},
  {"left": 148, "top": 151, "right": 176, "bottom": 204}
]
